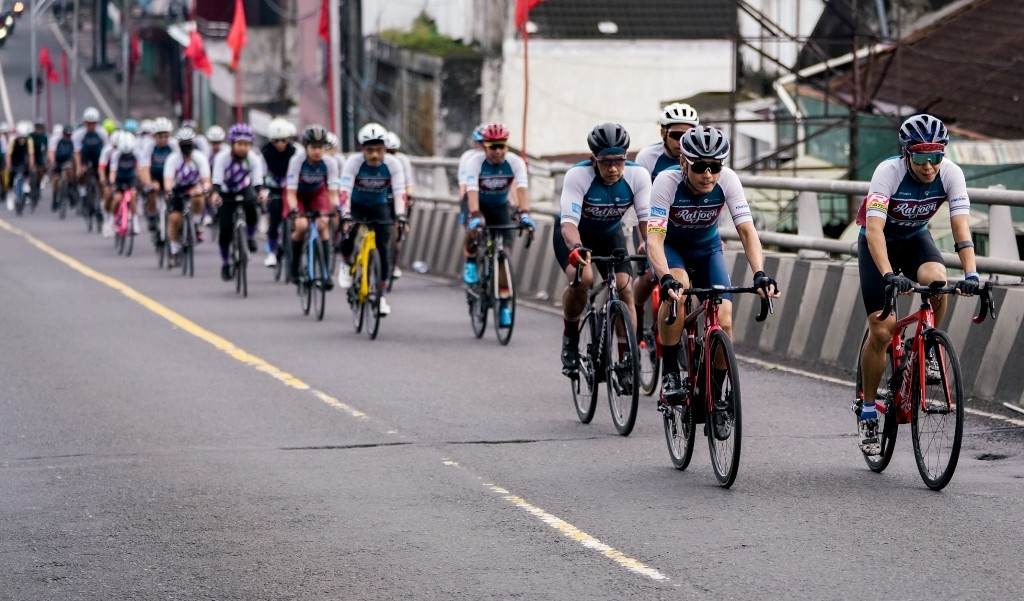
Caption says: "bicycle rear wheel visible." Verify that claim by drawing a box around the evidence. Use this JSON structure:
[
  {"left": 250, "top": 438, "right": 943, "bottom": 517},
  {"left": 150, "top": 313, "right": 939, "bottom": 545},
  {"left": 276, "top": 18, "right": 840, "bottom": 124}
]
[
  {"left": 350, "top": 260, "right": 365, "bottom": 333},
  {"left": 234, "top": 223, "right": 248, "bottom": 297},
  {"left": 494, "top": 250, "right": 516, "bottom": 346},
  {"left": 125, "top": 210, "right": 135, "bottom": 257},
  {"left": 606, "top": 300, "right": 639, "bottom": 436},
  {"left": 706, "top": 329, "right": 742, "bottom": 488},
  {"left": 468, "top": 284, "right": 488, "bottom": 338},
  {"left": 855, "top": 330, "right": 899, "bottom": 472},
  {"left": 182, "top": 215, "right": 194, "bottom": 277},
  {"left": 663, "top": 392, "right": 696, "bottom": 471},
  {"left": 276, "top": 219, "right": 292, "bottom": 282},
  {"left": 571, "top": 311, "right": 599, "bottom": 424},
  {"left": 58, "top": 180, "right": 69, "bottom": 220},
  {"left": 366, "top": 248, "right": 383, "bottom": 340},
  {"left": 912, "top": 330, "right": 964, "bottom": 490},
  {"left": 312, "top": 241, "right": 327, "bottom": 321},
  {"left": 638, "top": 290, "right": 660, "bottom": 395}
]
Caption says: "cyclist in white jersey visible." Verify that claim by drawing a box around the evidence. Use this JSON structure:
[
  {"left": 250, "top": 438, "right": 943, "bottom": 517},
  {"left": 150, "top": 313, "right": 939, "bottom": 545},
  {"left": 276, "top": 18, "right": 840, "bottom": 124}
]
[
  {"left": 384, "top": 131, "right": 414, "bottom": 278},
  {"left": 854, "top": 114, "right": 979, "bottom": 455},
  {"left": 457, "top": 124, "right": 486, "bottom": 207},
  {"left": 163, "top": 127, "right": 211, "bottom": 266}
]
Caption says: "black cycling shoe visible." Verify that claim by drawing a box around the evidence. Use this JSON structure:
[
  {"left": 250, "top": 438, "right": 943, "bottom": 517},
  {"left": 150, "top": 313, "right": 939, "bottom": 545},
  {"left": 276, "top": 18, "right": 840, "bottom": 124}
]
[
  {"left": 711, "top": 390, "right": 734, "bottom": 441},
  {"left": 247, "top": 239, "right": 258, "bottom": 253},
  {"left": 661, "top": 371, "right": 685, "bottom": 403},
  {"left": 221, "top": 264, "right": 232, "bottom": 281},
  {"left": 324, "top": 277, "right": 335, "bottom": 291},
  {"left": 561, "top": 334, "right": 579, "bottom": 376}
]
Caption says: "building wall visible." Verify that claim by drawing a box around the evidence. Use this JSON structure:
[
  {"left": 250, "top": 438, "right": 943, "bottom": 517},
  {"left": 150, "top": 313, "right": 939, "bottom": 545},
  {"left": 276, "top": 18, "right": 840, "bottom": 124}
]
[
  {"left": 296, "top": 0, "right": 331, "bottom": 129},
  {"left": 739, "top": 0, "right": 825, "bottom": 74}
]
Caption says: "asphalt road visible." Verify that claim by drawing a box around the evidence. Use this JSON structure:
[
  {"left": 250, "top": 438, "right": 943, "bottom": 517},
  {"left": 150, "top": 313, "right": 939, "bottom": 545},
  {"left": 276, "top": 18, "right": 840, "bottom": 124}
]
[{"left": 3, "top": 14, "right": 1024, "bottom": 601}]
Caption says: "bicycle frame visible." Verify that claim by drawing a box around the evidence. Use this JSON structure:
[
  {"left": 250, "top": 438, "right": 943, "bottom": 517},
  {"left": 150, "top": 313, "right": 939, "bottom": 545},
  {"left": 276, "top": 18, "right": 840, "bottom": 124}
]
[
  {"left": 303, "top": 212, "right": 331, "bottom": 283},
  {"left": 351, "top": 224, "right": 377, "bottom": 304},
  {"left": 115, "top": 188, "right": 134, "bottom": 236}
]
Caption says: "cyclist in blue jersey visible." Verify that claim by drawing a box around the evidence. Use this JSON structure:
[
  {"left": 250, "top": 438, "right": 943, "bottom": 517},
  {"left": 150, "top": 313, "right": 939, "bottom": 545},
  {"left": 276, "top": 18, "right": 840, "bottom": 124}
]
[
  {"left": 211, "top": 124, "right": 265, "bottom": 281},
  {"left": 163, "top": 127, "right": 211, "bottom": 267},
  {"left": 461, "top": 122, "right": 535, "bottom": 293},
  {"left": 139, "top": 117, "right": 178, "bottom": 232},
  {"left": 558, "top": 122, "right": 651, "bottom": 375},
  {"left": 72, "top": 107, "right": 109, "bottom": 201},
  {"left": 647, "top": 126, "right": 778, "bottom": 402},
  {"left": 337, "top": 123, "right": 408, "bottom": 316},
  {"left": 48, "top": 125, "right": 76, "bottom": 209},
  {"left": 855, "top": 114, "right": 979, "bottom": 455},
  {"left": 285, "top": 125, "right": 339, "bottom": 288}
]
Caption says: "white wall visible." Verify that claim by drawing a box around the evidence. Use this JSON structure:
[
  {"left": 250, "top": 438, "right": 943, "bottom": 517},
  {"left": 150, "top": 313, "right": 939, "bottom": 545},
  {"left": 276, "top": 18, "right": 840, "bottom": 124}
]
[
  {"left": 362, "top": 0, "right": 473, "bottom": 41},
  {"left": 495, "top": 39, "right": 734, "bottom": 157},
  {"left": 739, "top": 0, "right": 825, "bottom": 74}
]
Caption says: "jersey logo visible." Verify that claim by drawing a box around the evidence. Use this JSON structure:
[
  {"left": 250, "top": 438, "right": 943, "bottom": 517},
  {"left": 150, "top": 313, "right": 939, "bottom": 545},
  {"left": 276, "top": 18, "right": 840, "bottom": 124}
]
[
  {"left": 865, "top": 192, "right": 889, "bottom": 213},
  {"left": 890, "top": 201, "right": 938, "bottom": 219},
  {"left": 650, "top": 206, "right": 667, "bottom": 218},
  {"left": 671, "top": 206, "right": 720, "bottom": 225},
  {"left": 648, "top": 217, "right": 667, "bottom": 230},
  {"left": 571, "top": 203, "right": 581, "bottom": 214}
]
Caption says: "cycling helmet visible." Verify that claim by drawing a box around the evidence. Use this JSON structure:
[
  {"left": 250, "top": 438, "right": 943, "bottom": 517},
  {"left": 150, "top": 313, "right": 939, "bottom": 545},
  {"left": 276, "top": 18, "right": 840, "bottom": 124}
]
[
  {"left": 481, "top": 122, "right": 510, "bottom": 142},
  {"left": 205, "top": 125, "right": 226, "bottom": 142},
  {"left": 357, "top": 122, "right": 388, "bottom": 145},
  {"left": 82, "top": 107, "right": 100, "bottom": 123},
  {"left": 587, "top": 122, "right": 630, "bottom": 155},
  {"left": 326, "top": 132, "right": 339, "bottom": 150},
  {"left": 152, "top": 117, "right": 174, "bottom": 134},
  {"left": 227, "top": 123, "right": 255, "bottom": 143},
  {"left": 102, "top": 118, "right": 117, "bottom": 134},
  {"left": 302, "top": 124, "right": 329, "bottom": 146},
  {"left": 15, "top": 120, "right": 32, "bottom": 137},
  {"left": 679, "top": 126, "right": 730, "bottom": 162},
  {"left": 122, "top": 118, "right": 138, "bottom": 133},
  {"left": 181, "top": 119, "right": 199, "bottom": 130},
  {"left": 62, "top": 125, "right": 73, "bottom": 136},
  {"left": 119, "top": 133, "right": 137, "bottom": 154},
  {"left": 34, "top": 119, "right": 46, "bottom": 128},
  {"left": 472, "top": 124, "right": 486, "bottom": 143},
  {"left": 108, "top": 131, "right": 123, "bottom": 148},
  {"left": 899, "top": 113, "right": 949, "bottom": 147},
  {"left": 384, "top": 131, "right": 401, "bottom": 151},
  {"left": 139, "top": 119, "right": 156, "bottom": 135},
  {"left": 267, "top": 117, "right": 292, "bottom": 140},
  {"left": 659, "top": 102, "right": 700, "bottom": 127},
  {"left": 176, "top": 126, "right": 196, "bottom": 142},
  {"left": 53, "top": 124, "right": 63, "bottom": 135}
]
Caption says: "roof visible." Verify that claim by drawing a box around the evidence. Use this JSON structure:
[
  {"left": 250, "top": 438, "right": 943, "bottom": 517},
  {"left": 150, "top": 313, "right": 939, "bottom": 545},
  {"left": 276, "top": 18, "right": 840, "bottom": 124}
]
[
  {"left": 826, "top": 0, "right": 1024, "bottom": 139},
  {"left": 526, "top": 0, "right": 736, "bottom": 40}
]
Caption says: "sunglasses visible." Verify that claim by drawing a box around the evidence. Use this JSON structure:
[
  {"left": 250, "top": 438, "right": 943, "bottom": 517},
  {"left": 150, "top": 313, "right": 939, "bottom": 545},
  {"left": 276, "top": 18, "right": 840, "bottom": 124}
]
[
  {"left": 594, "top": 156, "right": 627, "bottom": 166},
  {"left": 909, "top": 151, "right": 943, "bottom": 165},
  {"left": 485, "top": 142, "right": 507, "bottom": 149},
  {"left": 666, "top": 131, "right": 687, "bottom": 141},
  {"left": 688, "top": 160, "right": 723, "bottom": 174}
]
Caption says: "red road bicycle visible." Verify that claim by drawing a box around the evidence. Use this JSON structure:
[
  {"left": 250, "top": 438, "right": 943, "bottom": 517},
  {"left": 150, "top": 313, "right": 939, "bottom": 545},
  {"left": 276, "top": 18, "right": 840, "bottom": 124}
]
[
  {"left": 854, "top": 279, "right": 996, "bottom": 490},
  {"left": 637, "top": 276, "right": 662, "bottom": 396}
]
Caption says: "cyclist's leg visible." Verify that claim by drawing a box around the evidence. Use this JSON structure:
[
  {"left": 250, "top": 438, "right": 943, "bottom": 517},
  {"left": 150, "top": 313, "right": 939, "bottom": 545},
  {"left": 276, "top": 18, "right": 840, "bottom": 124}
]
[
  {"left": 482, "top": 203, "right": 513, "bottom": 292},
  {"left": 313, "top": 190, "right": 334, "bottom": 288},
  {"left": 291, "top": 196, "right": 311, "bottom": 282},
  {"left": 370, "top": 205, "right": 393, "bottom": 292},
  {"left": 168, "top": 193, "right": 184, "bottom": 259},
  {"left": 218, "top": 198, "right": 235, "bottom": 278},
  {"left": 266, "top": 189, "right": 283, "bottom": 257},
  {"left": 657, "top": 244, "right": 692, "bottom": 398},
  {"left": 857, "top": 233, "right": 898, "bottom": 443},
  {"left": 554, "top": 221, "right": 593, "bottom": 371},
  {"left": 242, "top": 189, "right": 259, "bottom": 251}
]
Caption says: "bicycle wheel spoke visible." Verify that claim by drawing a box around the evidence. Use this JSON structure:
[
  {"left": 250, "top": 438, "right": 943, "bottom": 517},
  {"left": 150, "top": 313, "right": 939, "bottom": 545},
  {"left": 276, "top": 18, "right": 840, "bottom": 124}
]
[
  {"left": 572, "top": 313, "right": 599, "bottom": 424},
  {"left": 706, "top": 330, "right": 742, "bottom": 488},
  {"left": 912, "top": 331, "right": 964, "bottom": 490},
  {"left": 855, "top": 330, "right": 899, "bottom": 472},
  {"left": 606, "top": 301, "right": 639, "bottom": 436}
]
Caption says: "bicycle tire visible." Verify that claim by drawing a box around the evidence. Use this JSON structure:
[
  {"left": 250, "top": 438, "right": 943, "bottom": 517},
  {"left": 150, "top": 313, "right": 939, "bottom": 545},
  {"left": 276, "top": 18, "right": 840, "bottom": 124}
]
[
  {"left": 276, "top": 219, "right": 291, "bottom": 283},
  {"left": 182, "top": 214, "right": 195, "bottom": 277},
  {"left": 572, "top": 311, "right": 600, "bottom": 424},
  {"left": 468, "top": 284, "right": 488, "bottom": 338},
  {"left": 58, "top": 180, "right": 68, "bottom": 220},
  {"left": 638, "top": 292, "right": 660, "bottom": 395},
  {"left": 83, "top": 192, "right": 95, "bottom": 232},
  {"left": 366, "top": 248, "right": 383, "bottom": 340},
  {"left": 663, "top": 360, "right": 696, "bottom": 471},
  {"left": 912, "top": 330, "right": 964, "bottom": 490},
  {"left": 606, "top": 300, "right": 640, "bottom": 436},
  {"left": 299, "top": 247, "right": 312, "bottom": 315},
  {"left": 313, "top": 240, "right": 327, "bottom": 321},
  {"left": 234, "top": 222, "right": 247, "bottom": 297},
  {"left": 350, "top": 260, "right": 365, "bottom": 333},
  {"left": 706, "top": 329, "right": 742, "bottom": 488},
  {"left": 855, "top": 330, "right": 898, "bottom": 472},
  {"left": 114, "top": 210, "right": 126, "bottom": 255},
  {"left": 494, "top": 251, "right": 516, "bottom": 346},
  {"left": 125, "top": 208, "right": 135, "bottom": 257}
]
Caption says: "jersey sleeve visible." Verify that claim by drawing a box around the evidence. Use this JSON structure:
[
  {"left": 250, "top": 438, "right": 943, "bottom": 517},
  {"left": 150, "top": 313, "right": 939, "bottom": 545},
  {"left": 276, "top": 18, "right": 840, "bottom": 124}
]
[
  {"left": 719, "top": 169, "right": 754, "bottom": 227},
  {"left": 464, "top": 153, "right": 486, "bottom": 192},
  {"left": 384, "top": 155, "right": 407, "bottom": 215},
  {"left": 71, "top": 128, "right": 85, "bottom": 152},
  {"left": 625, "top": 165, "right": 652, "bottom": 222},
  {"left": 326, "top": 156, "right": 340, "bottom": 190},
  {"left": 249, "top": 150, "right": 265, "bottom": 185},
  {"left": 194, "top": 151, "right": 211, "bottom": 178},
  {"left": 864, "top": 160, "right": 903, "bottom": 222},
  {"left": 284, "top": 155, "right": 301, "bottom": 191},
  {"left": 648, "top": 170, "right": 679, "bottom": 236},
  {"left": 940, "top": 161, "right": 971, "bottom": 217},
  {"left": 162, "top": 153, "right": 182, "bottom": 188},
  {"left": 510, "top": 153, "right": 529, "bottom": 188},
  {"left": 558, "top": 166, "right": 592, "bottom": 227},
  {"left": 211, "top": 152, "right": 227, "bottom": 187},
  {"left": 634, "top": 144, "right": 661, "bottom": 177},
  {"left": 339, "top": 155, "right": 360, "bottom": 196},
  {"left": 137, "top": 139, "right": 155, "bottom": 168}
]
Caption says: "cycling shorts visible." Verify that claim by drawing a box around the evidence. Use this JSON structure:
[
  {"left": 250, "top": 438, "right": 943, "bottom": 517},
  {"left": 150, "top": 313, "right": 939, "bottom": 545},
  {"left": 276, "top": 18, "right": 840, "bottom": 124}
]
[
  {"left": 296, "top": 187, "right": 330, "bottom": 216},
  {"left": 858, "top": 230, "right": 943, "bottom": 314},
  {"left": 658, "top": 239, "right": 732, "bottom": 302},
  {"left": 553, "top": 219, "right": 633, "bottom": 278}
]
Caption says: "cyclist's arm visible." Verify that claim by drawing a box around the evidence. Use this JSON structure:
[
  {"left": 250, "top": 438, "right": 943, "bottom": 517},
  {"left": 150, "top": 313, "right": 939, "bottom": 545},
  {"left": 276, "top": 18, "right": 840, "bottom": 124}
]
[
  {"left": 162, "top": 153, "right": 179, "bottom": 192},
  {"left": 645, "top": 222, "right": 671, "bottom": 281},
  {"left": 646, "top": 171, "right": 675, "bottom": 280},
  {"left": 464, "top": 153, "right": 486, "bottom": 216},
  {"left": 950, "top": 213, "right": 977, "bottom": 274},
  {"left": 510, "top": 153, "right": 530, "bottom": 213},
  {"left": 736, "top": 221, "right": 767, "bottom": 276}
]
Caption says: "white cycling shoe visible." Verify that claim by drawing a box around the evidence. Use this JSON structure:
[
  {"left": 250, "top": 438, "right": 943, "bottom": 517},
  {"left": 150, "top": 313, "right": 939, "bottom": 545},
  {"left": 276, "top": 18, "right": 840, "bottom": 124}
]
[{"left": 378, "top": 297, "right": 391, "bottom": 316}]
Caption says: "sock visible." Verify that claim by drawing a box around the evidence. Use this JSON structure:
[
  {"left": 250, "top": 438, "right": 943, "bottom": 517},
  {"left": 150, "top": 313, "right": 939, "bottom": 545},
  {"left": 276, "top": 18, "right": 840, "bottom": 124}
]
[
  {"left": 861, "top": 398, "right": 877, "bottom": 419},
  {"left": 268, "top": 236, "right": 278, "bottom": 253},
  {"left": 662, "top": 344, "right": 680, "bottom": 374},
  {"left": 563, "top": 318, "right": 579, "bottom": 337},
  {"left": 219, "top": 246, "right": 229, "bottom": 262}
]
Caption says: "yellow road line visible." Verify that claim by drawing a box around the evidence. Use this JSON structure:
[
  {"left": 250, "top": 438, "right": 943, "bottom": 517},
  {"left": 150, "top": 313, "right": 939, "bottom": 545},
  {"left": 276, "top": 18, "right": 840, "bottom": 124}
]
[{"left": 0, "top": 218, "right": 367, "bottom": 420}]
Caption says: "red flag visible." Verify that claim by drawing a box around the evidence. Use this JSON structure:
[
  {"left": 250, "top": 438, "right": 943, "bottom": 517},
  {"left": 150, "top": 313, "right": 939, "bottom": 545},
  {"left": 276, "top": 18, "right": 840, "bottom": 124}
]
[
  {"left": 185, "top": 29, "right": 213, "bottom": 76},
  {"left": 226, "top": 0, "right": 248, "bottom": 70},
  {"left": 515, "top": 0, "right": 546, "bottom": 29},
  {"left": 61, "top": 49, "right": 69, "bottom": 86},
  {"left": 318, "top": 0, "right": 330, "bottom": 42},
  {"left": 39, "top": 46, "right": 59, "bottom": 83}
]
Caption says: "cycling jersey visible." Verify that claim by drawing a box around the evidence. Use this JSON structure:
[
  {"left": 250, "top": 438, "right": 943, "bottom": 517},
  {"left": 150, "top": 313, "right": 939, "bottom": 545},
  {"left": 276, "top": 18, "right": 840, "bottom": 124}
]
[
  {"left": 339, "top": 154, "right": 407, "bottom": 215},
  {"left": 29, "top": 132, "right": 48, "bottom": 166},
  {"left": 559, "top": 160, "right": 651, "bottom": 235},
  {"left": 72, "top": 127, "right": 108, "bottom": 166},
  {"left": 389, "top": 151, "right": 413, "bottom": 190},
  {"left": 464, "top": 152, "right": 528, "bottom": 208},
  {"left": 163, "top": 150, "right": 211, "bottom": 193},
  {"left": 260, "top": 141, "right": 297, "bottom": 190},
  {"left": 212, "top": 149, "right": 265, "bottom": 195},
  {"left": 98, "top": 144, "right": 119, "bottom": 180},
  {"left": 457, "top": 148, "right": 484, "bottom": 189},
  {"left": 634, "top": 142, "right": 678, "bottom": 181},
  {"left": 286, "top": 155, "right": 339, "bottom": 195},
  {"left": 139, "top": 139, "right": 178, "bottom": 185},
  {"left": 649, "top": 166, "right": 753, "bottom": 251},
  {"left": 50, "top": 136, "right": 75, "bottom": 165},
  {"left": 8, "top": 139, "right": 32, "bottom": 172},
  {"left": 109, "top": 150, "right": 139, "bottom": 187},
  {"left": 856, "top": 156, "right": 970, "bottom": 241}
]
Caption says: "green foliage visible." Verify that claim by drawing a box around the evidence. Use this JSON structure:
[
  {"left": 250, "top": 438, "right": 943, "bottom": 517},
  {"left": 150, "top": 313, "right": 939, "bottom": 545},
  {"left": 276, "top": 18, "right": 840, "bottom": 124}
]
[{"left": 379, "top": 12, "right": 477, "bottom": 57}]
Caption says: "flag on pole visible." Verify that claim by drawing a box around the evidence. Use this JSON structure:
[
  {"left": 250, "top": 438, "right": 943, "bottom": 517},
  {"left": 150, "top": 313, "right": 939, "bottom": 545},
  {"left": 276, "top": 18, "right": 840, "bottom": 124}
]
[
  {"left": 318, "top": 0, "right": 330, "bottom": 42},
  {"left": 40, "top": 47, "right": 60, "bottom": 83},
  {"left": 61, "top": 49, "right": 69, "bottom": 86},
  {"left": 227, "top": 0, "right": 248, "bottom": 70},
  {"left": 185, "top": 29, "right": 213, "bottom": 76},
  {"left": 515, "top": 0, "right": 546, "bottom": 29}
]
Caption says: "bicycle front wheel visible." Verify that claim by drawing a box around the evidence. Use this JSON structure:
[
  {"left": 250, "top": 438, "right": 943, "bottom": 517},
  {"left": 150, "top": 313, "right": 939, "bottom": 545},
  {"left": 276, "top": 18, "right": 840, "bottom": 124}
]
[
  {"left": 606, "top": 300, "right": 639, "bottom": 436},
  {"left": 706, "top": 329, "right": 742, "bottom": 488},
  {"left": 855, "top": 330, "right": 899, "bottom": 472},
  {"left": 494, "top": 251, "right": 516, "bottom": 346},
  {"left": 366, "top": 248, "right": 383, "bottom": 340},
  {"left": 572, "top": 311, "right": 599, "bottom": 424},
  {"left": 312, "top": 240, "right": 327, "bottom": 321},
  {"left": 234, "top": 224, "right": 248, "bottom": 297},
  {"left": 912, "top": 330, "right": 965, "bottom": 490},
  {"left": 182, "top": 215, "right": 194, "bottom": 277},
  {"left": 58, "top": 181, "right": 69, "bottom": 220},
  {"left": 125, "top": 213, "right": 135, "bottom": 257}
]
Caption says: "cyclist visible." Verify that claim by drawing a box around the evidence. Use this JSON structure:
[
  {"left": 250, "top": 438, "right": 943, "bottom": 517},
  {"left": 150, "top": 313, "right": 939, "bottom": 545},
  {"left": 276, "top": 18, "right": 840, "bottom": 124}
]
[
  {"left": 106, "top": 132, "right": 140, "bottom": 226},
  {"left": 48, "top": 125, "right": 76, "bottom": 210},
  {"left": 180, "top": 119, "right": 211, "bottom": 157},
  {"left": 461, "top": 122, "right": 534, "bottom": 298},
  {"left": 0, "top": 122, "right": 8, "bottom": 200},
  {"left": 97, "top": 129, "right": 123, "bottom": 226},
  {"left": 211, "top": 123, "right": 264, "bottom": 281},
  {"left": 557, "top": 123, "right": 651, "bottom": 375},
  {"left": 337, "top": 122, "right": 408, "bottom": 316},
  {"left": 139, "top": 117, "right": 178, "bottom": 232},
  {"left": 647, "top": 126, "right": 779, "bottom": 403},
  {"left": 123, "top": 118, "right": 138, "bottom": 135},
  {"left": 285, "top": 124, "right": 339, "bottom": 288},
  {"left": 163, "top": 127, "right": 211, "bottom": 267},
  {"left": 203, "top": 125, "right": 227, "bottom": 226},
  {"left": 102, "top": 118, "right": 117, "bottom": 137},
  {"left": 138, "top": 119, "right": 155, "bottom": 145},
  {"left": 855, "top": 113, "right": 979, "bottom": 455},
  {"left": 457, "top": 124, "right": 485, "bottom": 208},
  {"left": 72, "top": 107, "right": 109, "bottom": 209},
  {"left": 260, "top": 117, "right": 299, "bottom": 268},
  {"left": 384, "top": 130, "right": 414, "bottom": 279},
  {"left": 6, "top": 121, "right": 33, "bottom": 208},
  {"left": 29, "top": 121, "right": 48, "bottom": 203}
]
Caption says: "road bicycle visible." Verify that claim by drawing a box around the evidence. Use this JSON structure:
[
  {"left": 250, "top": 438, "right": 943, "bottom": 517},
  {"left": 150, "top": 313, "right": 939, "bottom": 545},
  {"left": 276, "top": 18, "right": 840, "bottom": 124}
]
[
  {"left": 854, "top": 279, "right": 996, "bottom": 490},
  {"left": 79, "top": 167, "right": 102, "bottom": 233},
  {"left": 113, "top": 185, "right": 136, "bottom": 257},
  {"left": 155, "top": 192, "right": 170, "bottom": 269},
  {"left": 637, "top": 272, "right": 662, "bottom": 396},
  {"left": 227, "top": 198, "right": 249, "bottom": 298},
  {"left": 660, "top": 282, "right": 773, "bottom": 488},
  {"left": 11, "top": 170, "right": 30, "bottom": 216},
  {"left": 53, "top": 163, "right": 75, "bottom": 220},
  {"left": 294, "top": 211, "right": 332, "bottom": 321},
  {"left": 345, "top": 219, "right": 390, "bottom": 340},
  {"left": 176, "top": 192, "right": 202, "bottom": 278},
  {"left": 466, "top": 222, "right": 533, "bottom": 346},
  {"left": 568, "top": 249, "right": 648, "bottom": 436}
]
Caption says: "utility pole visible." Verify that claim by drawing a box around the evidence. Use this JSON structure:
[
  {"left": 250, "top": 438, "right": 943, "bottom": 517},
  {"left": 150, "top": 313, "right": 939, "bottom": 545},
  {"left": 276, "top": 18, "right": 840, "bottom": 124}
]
[
  {"left": 121, "top": 0, "right": 130, "bottom": 118},
  {"left": 72, "top": 0, "right": 79, "bottom": 121},
  {"left": 31, "top": 0, "right": 39, "bottom": 121}
]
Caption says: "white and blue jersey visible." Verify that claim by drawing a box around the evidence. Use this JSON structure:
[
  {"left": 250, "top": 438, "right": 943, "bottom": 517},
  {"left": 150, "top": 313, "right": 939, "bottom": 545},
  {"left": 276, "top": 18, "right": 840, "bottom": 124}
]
[
  {"left": 339, "top": 154, "right": 407, "bottom": 214},
  {"left": 559, "top": 160, "right": 651, "bottom": 235},
  {"left": 72, "top": 127, "right": 109, "bottom": 167},
  {"left": 464, "top": 152, "right": 528, "bottom": 208},
  {"left": 857, "top": 156, "right": 970, "bottom": 241},
  {"left": 634, "top": 142, "right": 678, "bottom": 181},
  {"left": 649, "top": 166, "right": 753, "bottom": 251}
]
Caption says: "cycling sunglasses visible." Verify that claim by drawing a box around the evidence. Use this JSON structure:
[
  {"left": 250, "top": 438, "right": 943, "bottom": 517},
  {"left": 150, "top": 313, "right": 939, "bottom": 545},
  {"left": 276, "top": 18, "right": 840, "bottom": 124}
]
[
  {"left": 666, "top": 131, "right": 687, "bottom": 141},
  {"left": 484, "top": 142, "right": 507, "bottom": 149},
  {"left": 909, "top": 151, "right": 944, "bottom": 165},
  {"left": 687, "top": 160, "right": 723, "bottom": 174},
  {"left": 594, "top": 156, "right": 627, "bottom": 166}
]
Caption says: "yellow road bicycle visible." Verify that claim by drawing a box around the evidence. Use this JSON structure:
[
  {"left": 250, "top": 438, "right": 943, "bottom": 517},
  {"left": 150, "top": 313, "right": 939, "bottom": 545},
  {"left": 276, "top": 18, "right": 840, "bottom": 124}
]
[{"left": 345, "top": 219, "right": 391, "bottom": 340}]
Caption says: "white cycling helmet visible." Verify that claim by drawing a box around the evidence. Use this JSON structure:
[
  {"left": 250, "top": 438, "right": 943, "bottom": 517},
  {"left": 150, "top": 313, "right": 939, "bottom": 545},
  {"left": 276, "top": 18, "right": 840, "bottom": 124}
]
[
  {"left": 152, "top": 117, "right": 174, "bottom": 134},
  {"left": 119, "top": 133, "right": 138, "bottom": 154},
  {"left": 357, "top": 122, "right": 388, "bottom": 145},
  {"left": 384, "top": 131, "right": 401, "bottom": 151},
  {"left": 16, "top": 120, "right": 33, "bottom": 137},
  {"left": 82, "top": 107, "right": 101, "bottom": 123},
  {"left": 108, "top": 130, "right": 123, "bottom": 148},
  {"left": 206, "top": 125, "right": 226, "bottom": 142},
  {"left": 267, "top": 118, "right": 292, "bottom": 140},
  {"left": 326, "top": 132, "right": 339, "bottom": 150},
  {"left": 0, "top": 121, "right": 9, "bottom": 134},
  {"left": 659, "top": 102, "right": 700, "bottom": 127},
  {"left": 139, "top": 119, "right": 156, "bottom": 135}
]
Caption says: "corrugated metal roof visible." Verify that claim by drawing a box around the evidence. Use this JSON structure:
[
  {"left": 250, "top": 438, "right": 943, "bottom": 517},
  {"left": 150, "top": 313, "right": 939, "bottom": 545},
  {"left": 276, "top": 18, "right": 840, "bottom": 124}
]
[{"left": 526, "top": 0, "right": 736, "bottom": 40}]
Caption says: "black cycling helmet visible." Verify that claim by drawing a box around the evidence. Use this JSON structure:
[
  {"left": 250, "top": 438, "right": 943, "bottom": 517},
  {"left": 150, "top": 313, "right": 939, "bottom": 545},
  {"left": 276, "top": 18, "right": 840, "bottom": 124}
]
[
  {"left": 303, "top": 124, "right": 329, "bottom": 146},
  {"left": 62, "top": 125, "right": 73, "bottom": 135},
  {"left": 679, "top": 126, "right": 730, "bottom": 162},
  {"left": 587, "top": 122, "right": 630, "bottom": 155}
]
